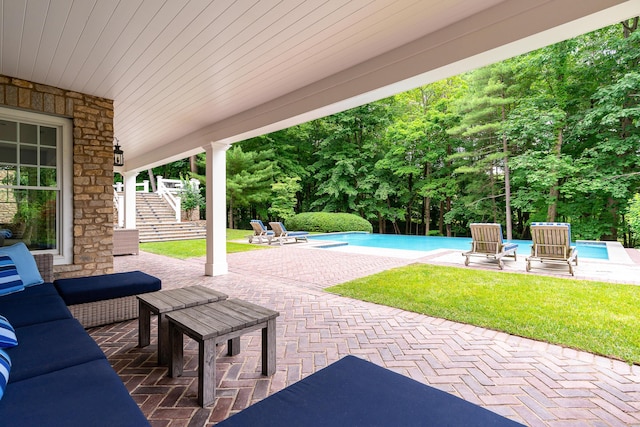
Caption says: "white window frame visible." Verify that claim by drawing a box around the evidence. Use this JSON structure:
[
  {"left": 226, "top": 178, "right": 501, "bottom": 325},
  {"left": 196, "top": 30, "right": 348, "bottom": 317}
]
[{"left": 0, "top": 106, "right": 73, "bottom": 265}]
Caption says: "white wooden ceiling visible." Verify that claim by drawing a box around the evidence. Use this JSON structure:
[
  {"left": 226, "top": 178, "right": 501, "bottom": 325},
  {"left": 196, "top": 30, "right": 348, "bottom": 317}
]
[{"left": 1, "top": 0, "right": 639, "bottom": 171}]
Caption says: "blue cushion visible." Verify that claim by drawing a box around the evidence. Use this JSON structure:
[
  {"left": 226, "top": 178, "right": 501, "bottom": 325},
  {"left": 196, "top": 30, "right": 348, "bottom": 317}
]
[
  {"left": 0, "top": 229, "right": 12, "bottom": 239},
  {"left": 54, "top": 271, "right": 161, "bottom": 305},
  {"left": 8, "top": 318, "right": 106, "bottom": 382},
  {"left": 0, "top": 243, "right": 44, "bottom": 287},
  {"left": 0, "top": 315, "right": 17, "bottom": 348},
  {"left": 219, "top": 355, "right": 523, "bottom": 427},
  {"left": 0, "top": 282, "right": 59, "bottom": 300},
  {"left": 0, "top": 255, "right": 24, "bottom": 296},
  {"left": 0, "top": 358, "right": 150, "bottom": 426},
  {"left": 0, "top": 294, "right": 72, "bottom": 328},
  {"left": 0, "top": 349, "right": 9, "bottom": 401},
  {"left": 279, "top": 222, "right": 308, "bottom": 236}
]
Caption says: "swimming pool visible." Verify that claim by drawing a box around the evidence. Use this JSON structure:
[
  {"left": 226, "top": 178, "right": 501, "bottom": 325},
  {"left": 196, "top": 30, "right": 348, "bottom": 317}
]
[{"left": 308, "top": 233, "right": 609, "bottom": 260}]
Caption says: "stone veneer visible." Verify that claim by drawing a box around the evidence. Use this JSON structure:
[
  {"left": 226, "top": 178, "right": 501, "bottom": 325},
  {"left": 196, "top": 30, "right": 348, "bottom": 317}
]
[{"left": 0, "top": 75, "right": 115, "bottom": 278}]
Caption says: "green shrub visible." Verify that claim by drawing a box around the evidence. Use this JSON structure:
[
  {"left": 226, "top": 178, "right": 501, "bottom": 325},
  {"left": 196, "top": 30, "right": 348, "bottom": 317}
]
[
  {"left": 286, "top": 212, "right": 373, "bottom": 233},
  {"left": 180, "top": 178, "right": 204, "bottom": 218}
]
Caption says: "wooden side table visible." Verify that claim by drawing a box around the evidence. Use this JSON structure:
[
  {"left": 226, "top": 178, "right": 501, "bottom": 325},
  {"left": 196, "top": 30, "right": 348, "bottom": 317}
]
[
  {"left": 167, "top": 298, "right": 279, "bottom": 407},
  {"left": 137, "top": 285, "right": 228, "bottom": 365}
]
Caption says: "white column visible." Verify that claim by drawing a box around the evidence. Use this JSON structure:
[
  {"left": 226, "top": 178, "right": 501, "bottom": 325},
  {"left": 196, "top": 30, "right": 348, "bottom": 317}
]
[
  {"left": 204, "top": 142, "right": 230, "bottom": 276},
  {"left": 123, "top": 171, "right": 139, "bottom": 229}
]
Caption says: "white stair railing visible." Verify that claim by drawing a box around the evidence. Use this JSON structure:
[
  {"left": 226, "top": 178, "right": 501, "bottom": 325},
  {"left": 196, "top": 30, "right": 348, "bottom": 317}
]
[{"left": 113, "top": 189, "right": 124, "bottom": 228}]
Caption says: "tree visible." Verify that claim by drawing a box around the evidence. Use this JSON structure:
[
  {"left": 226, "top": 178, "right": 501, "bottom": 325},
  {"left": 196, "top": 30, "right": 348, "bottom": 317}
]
[
  {"left": 311, "top": 101, "right": 392, "bottom": 215},
  {"left": 627, "top": 194, "right": 640, "bottom": 246},
  {"left": 448, "top": 63, "right": 518, "bottom": 238},
  {"left": 226, "top": 146, "right": 275, "bottom": 228},
  {"left": 269, "top": 176, "right": 302, "bottom": 221},
  {"left": 380, "top": 78, "right": 463, "bottom": 235},
  {"left": 572, "top": 19, "right": 640, "bottom": 240},
  {"left": 240, "top": 122, "right": 319, "bottom": 217}
]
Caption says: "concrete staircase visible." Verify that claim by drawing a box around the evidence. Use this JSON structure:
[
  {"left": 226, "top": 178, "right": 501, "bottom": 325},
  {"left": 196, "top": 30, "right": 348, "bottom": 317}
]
[{"left": 136, "top": 193, "right": 206, "bottom": 243}]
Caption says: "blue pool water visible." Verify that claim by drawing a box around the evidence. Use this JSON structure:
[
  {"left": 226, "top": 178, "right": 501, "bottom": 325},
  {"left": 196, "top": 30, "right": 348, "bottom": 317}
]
[{"left": 309, "top": 233, "right": 609, "bottom": 260}]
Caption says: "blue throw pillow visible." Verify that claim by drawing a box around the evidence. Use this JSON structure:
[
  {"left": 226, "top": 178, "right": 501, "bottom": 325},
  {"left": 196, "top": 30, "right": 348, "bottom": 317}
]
[
  {"left": 0, "top": 349, "right": 10, "bottom": 400},
  {"left": 0, "top": 315, "right": 17, "bottom": 348},
  {"left": 0, "top": 256, "right": 24, "bottom": 296},
  {"left": 0, "top": 243, "right": 44, "bottom": 287}
]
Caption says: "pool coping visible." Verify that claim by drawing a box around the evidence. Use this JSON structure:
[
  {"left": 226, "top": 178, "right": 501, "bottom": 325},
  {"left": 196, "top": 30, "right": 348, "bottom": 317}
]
[{"left": 601, "top": 241, "right": 634, "bottom": 264}]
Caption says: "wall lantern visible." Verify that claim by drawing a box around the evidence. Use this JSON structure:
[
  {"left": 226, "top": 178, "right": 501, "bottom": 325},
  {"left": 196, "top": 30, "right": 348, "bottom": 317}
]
[{"left": 113, "top": 138, "right": 124, "bottom": 167}]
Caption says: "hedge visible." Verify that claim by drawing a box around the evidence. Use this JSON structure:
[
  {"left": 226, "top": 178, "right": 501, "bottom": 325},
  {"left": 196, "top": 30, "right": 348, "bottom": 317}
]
[{"left": 286, "top": 212, "right": 373, "bottom": 233}]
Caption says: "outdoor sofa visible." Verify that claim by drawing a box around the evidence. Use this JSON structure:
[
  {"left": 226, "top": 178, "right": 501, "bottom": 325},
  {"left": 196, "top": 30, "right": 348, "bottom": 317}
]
[{"left": 0, "top": 243, "right": 153, "bottom": 426}]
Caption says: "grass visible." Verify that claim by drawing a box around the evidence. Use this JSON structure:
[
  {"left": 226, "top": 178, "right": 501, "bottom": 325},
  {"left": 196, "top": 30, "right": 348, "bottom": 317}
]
[
  {"left": 327, "top": 264, "right": 640, "bottom": 364},
  {"left": 139, "top": 229, "right": 269, "bottom": 259}
]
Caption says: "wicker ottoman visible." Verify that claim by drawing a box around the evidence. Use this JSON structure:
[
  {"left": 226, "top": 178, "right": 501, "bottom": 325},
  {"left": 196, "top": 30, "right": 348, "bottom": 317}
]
[{"left": 54, "top": 271, "right": 161, "bottom": 328}]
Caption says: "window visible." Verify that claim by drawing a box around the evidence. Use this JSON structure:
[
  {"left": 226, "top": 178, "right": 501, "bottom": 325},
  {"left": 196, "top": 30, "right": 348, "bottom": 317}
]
[{"left": 0, "top": 107, "right": 72, "bottom": 264}]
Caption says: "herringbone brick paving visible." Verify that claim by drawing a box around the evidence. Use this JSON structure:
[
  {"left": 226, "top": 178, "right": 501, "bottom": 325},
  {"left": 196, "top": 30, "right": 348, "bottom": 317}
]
[{"left": 91, "top": 246, "right": 640, "bottom": 426}]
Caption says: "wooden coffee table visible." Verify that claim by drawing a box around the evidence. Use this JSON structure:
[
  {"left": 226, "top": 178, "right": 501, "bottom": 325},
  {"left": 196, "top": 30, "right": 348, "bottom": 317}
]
[
  {"left": 167, "top": 298, "right": 279, "bottom": 407},
  {"left": 137, "top": 285, "right": 228, "bottom": 365}
]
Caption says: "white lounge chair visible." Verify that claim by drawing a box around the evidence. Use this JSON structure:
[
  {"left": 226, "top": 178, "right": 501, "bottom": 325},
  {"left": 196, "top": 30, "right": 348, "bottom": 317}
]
[
  {"left": 463, "top": 223, "right": 518, "bottom": 270},
  {"left": 526, "top": 222, "right": 578, "bottom": 275},
  {"left": 268, "top": 222, "right": 309, "bottom": 245},
  {"left": 248, "top": 220, "right": 274, "bottom": 244}
]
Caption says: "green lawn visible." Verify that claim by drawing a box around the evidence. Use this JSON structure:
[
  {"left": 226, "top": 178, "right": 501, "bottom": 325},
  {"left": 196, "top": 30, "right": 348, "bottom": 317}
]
[
  {"left": 139, "top": 229, "right": 270, "bottom": 259},
  {"left": 327, "top": 264, "right": 640, "bottom": 365}
]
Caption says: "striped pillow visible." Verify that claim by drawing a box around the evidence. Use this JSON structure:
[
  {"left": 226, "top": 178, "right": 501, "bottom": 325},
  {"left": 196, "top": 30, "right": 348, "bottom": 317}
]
[
  {"left": 0, "top": 315, "right": 17, "bottom": 348},
  {"left": 0, "top": 255, "right": 24, "bottom": 296},
  {"left": 0, "top": 349, "right": 10, "bottom": 400}
]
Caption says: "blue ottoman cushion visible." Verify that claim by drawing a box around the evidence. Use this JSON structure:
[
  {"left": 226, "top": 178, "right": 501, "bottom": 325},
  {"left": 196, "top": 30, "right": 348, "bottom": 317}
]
[
  {"left": 54, "top": 271, "right": 161, "bottom": 305},
  {"left": 0, "top": 358, "right": 150, "bottom": 427},
  {"left": 8, "top": 319, "right": 106, "bottom": 382},
  {"left": 219, "top": 355, "right": 523, "bottom": 427}
]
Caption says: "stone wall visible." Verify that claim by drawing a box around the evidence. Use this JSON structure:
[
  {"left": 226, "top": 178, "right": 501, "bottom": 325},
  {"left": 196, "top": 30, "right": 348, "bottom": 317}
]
[{"left": 0, "top": 75, "right": 115, "bottom": 278}]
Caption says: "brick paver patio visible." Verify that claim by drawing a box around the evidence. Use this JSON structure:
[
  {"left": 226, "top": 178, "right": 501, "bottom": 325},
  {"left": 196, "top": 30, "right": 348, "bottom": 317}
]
[{"left": 93, "top": 245, "right": 640, "bottom": 426}]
